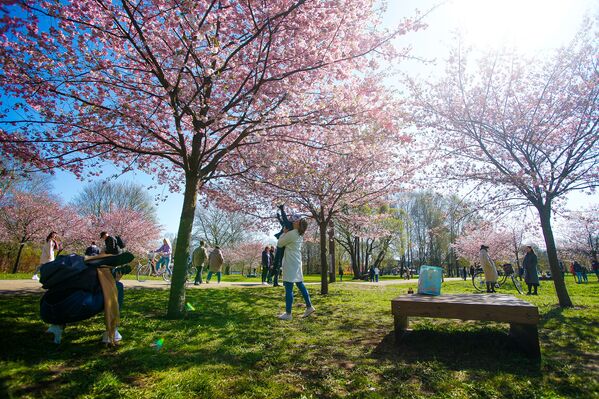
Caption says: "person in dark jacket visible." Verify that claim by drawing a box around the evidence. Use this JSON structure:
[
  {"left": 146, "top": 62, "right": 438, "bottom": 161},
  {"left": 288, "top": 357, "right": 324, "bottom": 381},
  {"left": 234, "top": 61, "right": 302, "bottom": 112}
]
[
  {"left": 522, "top": 246, "right": 539, "bottom": 295},
  {"left": 261, "top": 246, "right": 271, "bottom": 285},
  {"left": 85, "top": 242, "right": 100, "bottom": 256},
  {"left": 100, "top": 232, "right": 120, "bottom": 255}
]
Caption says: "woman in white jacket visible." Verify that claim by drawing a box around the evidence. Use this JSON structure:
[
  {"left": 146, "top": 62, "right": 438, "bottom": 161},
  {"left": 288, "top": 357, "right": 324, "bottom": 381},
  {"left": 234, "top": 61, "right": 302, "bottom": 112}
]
[
  {"left": 33, "top": 231, "right": 61, "bottom": 281},
  {"left": 277, "top": 215, "right": 315, "bottom": 320}
]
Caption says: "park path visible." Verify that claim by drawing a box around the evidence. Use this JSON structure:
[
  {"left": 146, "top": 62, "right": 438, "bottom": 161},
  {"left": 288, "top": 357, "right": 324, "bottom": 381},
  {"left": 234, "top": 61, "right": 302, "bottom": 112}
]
[{"left": 0, "top": 277, "right": 463, "bottom": 295}]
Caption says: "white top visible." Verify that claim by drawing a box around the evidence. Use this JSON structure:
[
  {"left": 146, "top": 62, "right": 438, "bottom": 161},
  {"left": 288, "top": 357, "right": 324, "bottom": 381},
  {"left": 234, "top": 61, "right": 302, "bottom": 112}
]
[
  {"left": 40, "top": 240, "right": 56, "bottom": 265},
  {"left": 374, "top": 267, "right": 380, "bottom": 275},
  {"left": 277, "top": 229, "right": 304, "bottom": 283}
]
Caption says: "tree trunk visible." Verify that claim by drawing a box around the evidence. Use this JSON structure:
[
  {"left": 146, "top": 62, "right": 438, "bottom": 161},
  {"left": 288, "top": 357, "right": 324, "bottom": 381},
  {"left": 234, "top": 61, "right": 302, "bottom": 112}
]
[
  {"left": 12, "top": 240, "right": 26, "bottom": 274},
  {"left": 355, "top": 236, "right": 361, "bottom": 277},
  {"left": 319, "top": 221, "right": 329, "bottom": 294},
  {"left": 328, "top": 221, "right": 336, "bottom": 283},
  {"left": 167, "top": 174, "right": 199, "bottom": 318},
  {"left": 537, "top": 203, "right": 573, "bottom": 307}
]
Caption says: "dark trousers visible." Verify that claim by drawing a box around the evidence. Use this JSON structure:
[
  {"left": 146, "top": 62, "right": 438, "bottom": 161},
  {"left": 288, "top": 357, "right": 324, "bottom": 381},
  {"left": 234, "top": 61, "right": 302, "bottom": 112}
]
[
  {"left": 194, "top": 265, "right": 204, "bottom": 283},
  {"left": 261, "top": 266, "right": 269, "bottom": 283},
  {"left": 271, "top": 247, "right": 285, "bottom": 286},
  {"left": 271, "top": 266, "right": 280, "bottom": 286},
  {"left": 40, "top": 282, "right": 124, "bottom": 325}
]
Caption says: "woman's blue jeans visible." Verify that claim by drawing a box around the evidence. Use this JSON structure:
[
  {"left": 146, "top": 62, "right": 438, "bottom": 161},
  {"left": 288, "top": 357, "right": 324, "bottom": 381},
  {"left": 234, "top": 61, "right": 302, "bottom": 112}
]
[
  {"left": 284, "top": 281, "right": 312, "bottom": 314},
  {"left": 206, "top": 271, "right": 221, "bottom": 283},
  {"left": 155, "top": 256, "right": 171, "bottom": 274}
]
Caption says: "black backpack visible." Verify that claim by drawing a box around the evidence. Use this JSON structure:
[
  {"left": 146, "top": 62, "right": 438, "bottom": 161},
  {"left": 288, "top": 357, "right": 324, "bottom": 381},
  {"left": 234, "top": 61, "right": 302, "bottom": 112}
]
[
  {"left": 115, "top": 235, "right": 126, "bottom": 250},
  {"left": 40, "top": 254, "right": 88, "bottom": 290}
]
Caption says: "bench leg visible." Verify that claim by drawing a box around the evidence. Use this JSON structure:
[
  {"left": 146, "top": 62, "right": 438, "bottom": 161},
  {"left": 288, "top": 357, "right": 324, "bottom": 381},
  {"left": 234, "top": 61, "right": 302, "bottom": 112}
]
[
  {"left": 509, "top": 323, "right": 540, "bottom": 359},
  {"left": 394, "top": 314, "right": 409, "bottom": 342}
]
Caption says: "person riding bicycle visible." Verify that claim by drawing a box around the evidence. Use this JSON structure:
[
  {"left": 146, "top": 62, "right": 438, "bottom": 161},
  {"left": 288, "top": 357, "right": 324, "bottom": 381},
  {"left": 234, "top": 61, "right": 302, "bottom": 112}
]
[{"left": 153, "top": 238, "right": 172, "bottom": 275}]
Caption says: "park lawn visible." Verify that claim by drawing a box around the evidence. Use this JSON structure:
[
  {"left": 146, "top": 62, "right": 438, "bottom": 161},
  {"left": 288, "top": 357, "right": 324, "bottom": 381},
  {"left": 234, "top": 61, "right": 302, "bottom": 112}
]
[
  {"left": 0, "top": 279, "right": 597, "bottom": 399},
  {"left": 0, "top": 273, "right": 328, "bottom": 283}
]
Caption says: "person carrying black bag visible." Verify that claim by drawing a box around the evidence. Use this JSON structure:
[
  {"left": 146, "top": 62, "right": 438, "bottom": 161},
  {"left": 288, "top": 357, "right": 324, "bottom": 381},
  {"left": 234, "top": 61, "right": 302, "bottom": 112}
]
[{"left": 40, "top": 251, "right": 133, "bottom": 345}]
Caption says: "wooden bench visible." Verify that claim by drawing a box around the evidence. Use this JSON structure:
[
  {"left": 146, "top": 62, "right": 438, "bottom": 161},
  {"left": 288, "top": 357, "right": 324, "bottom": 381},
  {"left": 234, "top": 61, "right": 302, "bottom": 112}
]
[{"left": 391, "top": 293, "right": 540, "bottom": 358}]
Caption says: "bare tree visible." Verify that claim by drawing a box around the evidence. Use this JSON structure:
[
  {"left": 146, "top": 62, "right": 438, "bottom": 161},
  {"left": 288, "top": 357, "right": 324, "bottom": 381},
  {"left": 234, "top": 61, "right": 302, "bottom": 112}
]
[{"left": 72, "top": 181, "right": 157, "bottom": 222}]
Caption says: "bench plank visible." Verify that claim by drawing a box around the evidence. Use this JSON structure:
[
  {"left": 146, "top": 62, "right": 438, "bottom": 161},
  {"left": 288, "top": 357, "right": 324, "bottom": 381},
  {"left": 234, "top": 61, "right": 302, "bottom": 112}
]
[
  {"left": 391, "top": 294, "right": 539, "bottom": 324},
  {"left": 391, "top": 294, "right": 541, "bottom": 358}
]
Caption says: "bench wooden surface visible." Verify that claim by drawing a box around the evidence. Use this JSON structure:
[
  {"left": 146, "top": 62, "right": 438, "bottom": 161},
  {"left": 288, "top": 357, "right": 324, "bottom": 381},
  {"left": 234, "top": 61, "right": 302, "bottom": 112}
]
[{"left": 391, "top": 294, "right": 540, "bottom": 358}]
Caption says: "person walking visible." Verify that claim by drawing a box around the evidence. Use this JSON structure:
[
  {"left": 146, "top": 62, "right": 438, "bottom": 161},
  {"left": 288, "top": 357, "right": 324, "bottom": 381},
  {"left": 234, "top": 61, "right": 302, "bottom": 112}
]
[
  {"left": 192, "top": 240, "right": 208, "bottom": 285},
  {"left": 277, "top": 215, "right": 315, "bottom": 320},
  {"left": 206, "top": 246, "right": 224, "bottom": 284},
  {"left": 33, "top": 232, "right": 61, "bottom": 281},
  {"left": 339, "top": 266, "right": 344, "bottom": 282},
  {"left": 581, "top": 265, "right": 589, "bottom": 283},
  {"left": 374, "top": 266, "right": 380, "bottom": 283},
  {"left": 479, "top": 245, "right": 498, "bottom": 293},
  {"left": 462, "top": 266, "right": 467, "bottom": 281},
  {"left": 522, "top": 246, "right": 539, "bottom": 295},
  {"left": 261, "top": 246, "right": 271, "bottom": 285},
  {"left": 592, "top": 259, "right": 599, "bottom": 282},
  {"left": 368, "top": 266, "right": 375, "bottom": 283},
  {"left": 573, "top": 261, "right": 583, "bottom": 284}
]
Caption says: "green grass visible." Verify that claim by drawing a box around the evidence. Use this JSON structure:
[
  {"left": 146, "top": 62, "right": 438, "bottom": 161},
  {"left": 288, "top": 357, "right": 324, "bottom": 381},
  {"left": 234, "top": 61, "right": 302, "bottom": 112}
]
[{"left": 0, "top": 278, "right": 597, "bottom": 398}]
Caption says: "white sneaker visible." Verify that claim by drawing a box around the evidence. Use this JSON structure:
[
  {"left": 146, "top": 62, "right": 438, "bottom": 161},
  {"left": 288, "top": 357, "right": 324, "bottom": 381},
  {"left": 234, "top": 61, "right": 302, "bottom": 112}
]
[
  {"left": 102, "top": 329, "right": 123, "bottom": 343},
  {"left": 303, "top": 306, "right": 316, "bottom": 318},
  {"left": 32, "top": 274, "right": 39, "bottom": 281},
  {"left": 46, "top": 324, "right": 63, "bottom": 344},
  {"left": 278, "top": 313, "right": 292, "bottom": 321}
]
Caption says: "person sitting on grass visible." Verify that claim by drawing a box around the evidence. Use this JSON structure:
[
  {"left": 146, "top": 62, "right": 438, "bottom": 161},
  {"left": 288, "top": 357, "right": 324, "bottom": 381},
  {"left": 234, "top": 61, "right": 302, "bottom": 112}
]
[{"left": 277, "top": 215, "right": 315, "bottom": 321}]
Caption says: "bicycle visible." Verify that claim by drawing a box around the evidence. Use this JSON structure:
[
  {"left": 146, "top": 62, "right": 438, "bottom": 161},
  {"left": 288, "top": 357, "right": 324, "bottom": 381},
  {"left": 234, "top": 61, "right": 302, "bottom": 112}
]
[
  {"left": 472, "top": 263, "right": 523, "bottom": 294},
  {"left": 159, "top": 260, "right": 196, "bottom": 284},
  {"left": 136, "top": 252, "right": 157, "bottom": 282}
]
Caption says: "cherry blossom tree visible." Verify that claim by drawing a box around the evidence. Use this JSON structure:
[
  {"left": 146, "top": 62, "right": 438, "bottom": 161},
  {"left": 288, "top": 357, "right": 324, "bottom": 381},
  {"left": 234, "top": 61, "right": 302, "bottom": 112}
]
[
  {"left": 410, "top": 27, "right": 598, "bottom": 307},
  {"left": 0, "top": 191, "right": 85, "bottom": 272},
  {"left": 89, "top": 208, "right": 162, "bottom": 255},
  {"left": 0, "top": 0, "right": 422, "bottom": 317},
  {"left": 453, "top": 222, "right": 515, "bottom": 266},
  {"left": 223, "top": 241, "right": 263, "bottom": 275},
  {"left": 232, "top": 87, "right": 413, "bottom": 294},
  {"left": 558, "top": 205, "right": 599, "bottom": 261}
]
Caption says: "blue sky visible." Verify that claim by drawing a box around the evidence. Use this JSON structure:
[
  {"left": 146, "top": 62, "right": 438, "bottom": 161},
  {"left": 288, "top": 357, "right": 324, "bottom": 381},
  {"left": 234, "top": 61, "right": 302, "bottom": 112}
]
[{"left": 21, "top": 0, "right": 599, "bottom": 235}]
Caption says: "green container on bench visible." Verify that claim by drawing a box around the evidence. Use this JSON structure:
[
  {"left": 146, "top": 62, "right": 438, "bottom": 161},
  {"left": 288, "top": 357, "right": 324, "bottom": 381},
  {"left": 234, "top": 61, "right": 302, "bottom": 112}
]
[{"left": 417, "top": 265, "right": 443, "bottom": 295}]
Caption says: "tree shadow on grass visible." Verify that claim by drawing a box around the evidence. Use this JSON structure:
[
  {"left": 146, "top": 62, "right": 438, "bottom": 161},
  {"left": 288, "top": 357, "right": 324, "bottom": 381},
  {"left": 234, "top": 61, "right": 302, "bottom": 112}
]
[
  {"left": 539, "top": 306, "right": 599, "bottom": 374},
  {"left": 0, "top": 288, "right": 291, "bottom": 398}
]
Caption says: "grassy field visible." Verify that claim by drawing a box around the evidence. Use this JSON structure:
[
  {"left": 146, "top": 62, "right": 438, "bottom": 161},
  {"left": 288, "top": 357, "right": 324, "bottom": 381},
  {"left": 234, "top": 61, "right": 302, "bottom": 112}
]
[
  {"left": 0, "top": 272, "right": 377, "bottom": 283},
  {"left": 0, "top": 278, "right": 597, "bottom": 398}
]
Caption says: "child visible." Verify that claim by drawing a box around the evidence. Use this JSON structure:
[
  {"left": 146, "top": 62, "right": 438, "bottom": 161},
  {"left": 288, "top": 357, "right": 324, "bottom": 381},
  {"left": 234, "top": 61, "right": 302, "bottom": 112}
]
[{"left": 272, "top": 205, "right": 296, "bottom": 286}]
